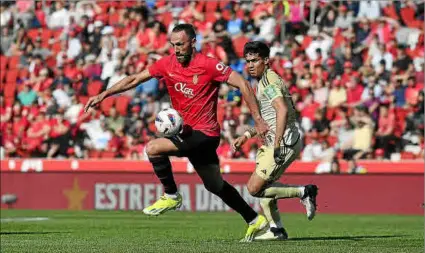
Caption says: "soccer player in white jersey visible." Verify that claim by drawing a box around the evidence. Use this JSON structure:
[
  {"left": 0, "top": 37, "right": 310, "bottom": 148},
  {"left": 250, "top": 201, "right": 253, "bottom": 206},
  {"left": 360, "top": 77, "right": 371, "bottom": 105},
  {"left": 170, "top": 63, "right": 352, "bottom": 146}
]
[{"left": 232, "top": 41, "right": 318, "bottom": 241}]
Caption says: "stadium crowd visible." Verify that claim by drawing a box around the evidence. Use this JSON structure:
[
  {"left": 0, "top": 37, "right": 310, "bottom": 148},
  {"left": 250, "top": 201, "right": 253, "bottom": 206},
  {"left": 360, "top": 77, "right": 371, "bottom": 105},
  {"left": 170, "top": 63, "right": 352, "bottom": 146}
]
[{"left": 0, "top": 0, "right": 424, "bottom": 170}]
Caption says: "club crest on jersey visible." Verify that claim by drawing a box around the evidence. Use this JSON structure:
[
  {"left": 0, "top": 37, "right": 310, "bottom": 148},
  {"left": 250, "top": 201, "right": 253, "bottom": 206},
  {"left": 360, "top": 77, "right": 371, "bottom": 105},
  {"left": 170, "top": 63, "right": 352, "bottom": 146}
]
[{"left": 193, "top": 74, "right": 198, "bottom": 85}]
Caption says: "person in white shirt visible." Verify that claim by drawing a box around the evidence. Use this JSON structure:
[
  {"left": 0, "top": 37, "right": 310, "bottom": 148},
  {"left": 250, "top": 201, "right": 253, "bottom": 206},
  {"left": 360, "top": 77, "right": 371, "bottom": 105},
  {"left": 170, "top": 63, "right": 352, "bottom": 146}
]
[
  {"left": 371, "top": 43, "right": 393, "bottom": 72},
  {"left": 357, "top": 0, "right": 381, "bottom": 20},
  {"left": 306, "top": 32, "right": 333, "bottom": 61},
  {"left": 67, "top": 31, "right": 82, "bottom": 59},
  {"left": 64, "top": 95, "right": 83, "bottom": 124},
  {"left": 52, "top": 86, "right": 71, "bottom": 109},
  {"left": 255, "top": 14, "right": 276, "bottom": 43},
  {"left": 48, "top": 1, "right": 70, "bottom": 29},
  {"left": 0, "top": 3, "right": 12, "bottom": 27}
]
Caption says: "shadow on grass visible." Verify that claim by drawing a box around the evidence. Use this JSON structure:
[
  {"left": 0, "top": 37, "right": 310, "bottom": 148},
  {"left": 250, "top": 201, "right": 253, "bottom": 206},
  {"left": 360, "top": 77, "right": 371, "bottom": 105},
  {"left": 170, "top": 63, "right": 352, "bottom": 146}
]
[
  {"left": 290, "top": 235, "right": 405, "bottom": 241},
  {"left": 1, "top": 232, "right": 70, "bottom": 235}
]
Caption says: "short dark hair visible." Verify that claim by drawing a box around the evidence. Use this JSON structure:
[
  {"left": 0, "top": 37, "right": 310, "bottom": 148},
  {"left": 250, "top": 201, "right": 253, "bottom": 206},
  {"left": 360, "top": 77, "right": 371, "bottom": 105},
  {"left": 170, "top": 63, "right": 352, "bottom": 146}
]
[
  {"left": 243, "top": 41, "right": 270, "bottom": 59},
  {"left": 172, "top": 24, "right": 196, "bottom": 40}
]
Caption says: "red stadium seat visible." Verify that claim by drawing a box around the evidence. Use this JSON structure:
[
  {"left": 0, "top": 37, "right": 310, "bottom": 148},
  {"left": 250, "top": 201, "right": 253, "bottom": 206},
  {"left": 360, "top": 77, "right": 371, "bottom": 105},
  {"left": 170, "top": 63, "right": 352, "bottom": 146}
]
[
  {"left": 87, "top": 81, "right": 103, "bottom": 96},
  {"left": 51, "top": 42, "right": 62, "bottom": 53},
  {"left": 0, "top": 70, "right": 5, "bottom": 83},
  {"left": 205, "top": 1, "right": 219, "bottom": 12},
  {"left": 101, "top": 151, "right": 117, "bottom": 158},
  {"left": 400, "top": 152, "right": 416, "bottom": 160},
  {"left": 113, "top": 27, "right": 122, "bottom": 38},
  {"left": 232, "top": 36, "right": 250, "bottom": 58},
  {"left": 159, "top": 12, "right": 173, "bottom": 27},
  {"left": 4, "top": 96, "right": 15, "bottom": 107},
  {"left": 205, "top": 12, "right": 217, "bottom": 23},
  {"left": 115, "top": 95, "right": 131, "bottom": 116},
  {"left": 98, "top": 2, "right": 110, "bottom": 14},
  {"left": 3, "top": 83, "right": 16, "bottom": 98},
  {"left": 27, "top": 29, "right": 40, "bottom": 41},
  {"left": 219, "top": 0, "right": 230, "bottom": 9},
  {"left": 78, "top": 95, "right": 90, "bottom": 105},
  {"left": 52, "top": 29, "right": 62, "bottom": 39},
  {"left": 5, "top": 70, "right": 18, "bottom": 83},
  {"left": 45, "top": 56, "right": 56, "bottom": 68},
  {"left": 0, "top": 55, "right": 7, "bottom": 70},
  {"left": 18, "top": 68, "right": 30, "bottom": 81},
  {"left": 88, "top": 149, "right": 101, "bottom": 158},
  {"left": 7, "top": 56, "right": 20, "bottom": 70},
  {"left": 100, "top": 97, "right": 115, "bottom": 116}
]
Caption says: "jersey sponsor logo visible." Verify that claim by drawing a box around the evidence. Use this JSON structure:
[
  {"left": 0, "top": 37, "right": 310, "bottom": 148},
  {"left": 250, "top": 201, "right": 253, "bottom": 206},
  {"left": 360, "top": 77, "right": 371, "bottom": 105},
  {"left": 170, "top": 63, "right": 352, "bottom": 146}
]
[
  {"left": 216, "top": 63, "right": 229, "bottom": 75},
  {"left": 174, "top": 82, "right": 194, "bottom": 98}
]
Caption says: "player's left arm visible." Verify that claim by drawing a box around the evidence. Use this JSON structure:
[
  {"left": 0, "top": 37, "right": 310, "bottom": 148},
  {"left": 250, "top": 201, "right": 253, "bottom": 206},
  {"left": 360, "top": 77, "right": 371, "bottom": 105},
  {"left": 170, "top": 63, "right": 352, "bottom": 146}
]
[
  {"left": 264, "top": 84, "right": 288, "bottom": 165},
  {"left": 264, "top": 85, "right": 287, "bottom": 149}
]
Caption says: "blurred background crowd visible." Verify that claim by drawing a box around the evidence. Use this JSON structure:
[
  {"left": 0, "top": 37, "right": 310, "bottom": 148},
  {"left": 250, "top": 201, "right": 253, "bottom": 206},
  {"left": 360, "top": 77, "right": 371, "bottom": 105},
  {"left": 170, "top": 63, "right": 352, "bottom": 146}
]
[{"left": 0, "top": 0, "right": 424, "bottom": 172}]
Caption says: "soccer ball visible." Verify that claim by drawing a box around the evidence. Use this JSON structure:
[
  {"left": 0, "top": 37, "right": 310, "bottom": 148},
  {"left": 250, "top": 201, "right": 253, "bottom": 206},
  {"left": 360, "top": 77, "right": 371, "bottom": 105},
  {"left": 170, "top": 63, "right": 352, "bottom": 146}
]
[{"left": 155, "top": 108, "right": 183, "bottom": 137}]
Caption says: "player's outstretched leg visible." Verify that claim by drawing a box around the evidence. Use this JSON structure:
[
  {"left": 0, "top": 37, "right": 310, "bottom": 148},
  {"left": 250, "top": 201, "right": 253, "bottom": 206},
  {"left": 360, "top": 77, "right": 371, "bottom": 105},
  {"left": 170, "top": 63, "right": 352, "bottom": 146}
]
[
  {"left": 255, "top": 198, "right": 288, "bottom": 241},
  {"left": 196, "top": 165, "right": 268, "bottom": 242},
  {"left": 143, "top": 155, "right": 182, "bottom": 216},
  {"left": 300, "top": 184, "right": 318, "bottom": 221}
]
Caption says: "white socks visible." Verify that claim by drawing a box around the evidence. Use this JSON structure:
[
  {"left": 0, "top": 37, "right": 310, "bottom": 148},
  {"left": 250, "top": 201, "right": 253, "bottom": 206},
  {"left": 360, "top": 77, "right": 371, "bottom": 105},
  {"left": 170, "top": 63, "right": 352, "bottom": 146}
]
[
  {"left": 269, "top": 221, "right": 283, "bottom": 229},
  {"left": 298, "top": 186, "right": 306, "bottom": 198},
  {"left": 165, "top": 193, "right": 179, "bottom": 199}
]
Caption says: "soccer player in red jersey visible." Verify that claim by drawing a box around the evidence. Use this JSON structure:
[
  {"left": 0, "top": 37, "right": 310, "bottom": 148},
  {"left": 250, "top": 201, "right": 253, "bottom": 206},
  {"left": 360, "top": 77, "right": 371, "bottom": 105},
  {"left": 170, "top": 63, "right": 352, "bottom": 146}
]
[{"left": 84, "top": 24, "right": 269, "bottom": 241}]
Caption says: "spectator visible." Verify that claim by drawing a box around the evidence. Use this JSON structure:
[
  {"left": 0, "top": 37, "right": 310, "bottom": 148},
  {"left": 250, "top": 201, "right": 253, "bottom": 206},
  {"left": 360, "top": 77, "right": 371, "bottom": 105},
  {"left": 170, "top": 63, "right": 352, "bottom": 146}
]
[
  {"left": 341, "top": 106, "right": 373, "bottom": 173},
  {"left": 227, "top": 11, "right": 242, "bottom": 36},
  {"left": 47, "top": 113, "right": 71, "bottom": 158},
  {"left": 105, "top": 107, "right": 125, "bottom": 133},
  {"left": 357, "top": 0, "right": 380, "bottom": 20},
  {"left": 335, "top": 5, "right": 354, "bottom": 29},
  {"left": 17, "top": 84, "right": 37, "bottom": 106},
  {"left": 47, "top": 1, "right": 70, "bottom": 29},
  {"left": 328, "top": 79, "right": 347, "bottom": 108}
]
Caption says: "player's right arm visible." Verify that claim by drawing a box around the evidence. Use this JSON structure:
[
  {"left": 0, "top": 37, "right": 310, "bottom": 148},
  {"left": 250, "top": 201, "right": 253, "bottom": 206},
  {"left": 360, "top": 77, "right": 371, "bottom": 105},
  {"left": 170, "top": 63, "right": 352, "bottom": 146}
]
[{"left": 84, "top": 69, "right": 152, "bottom": 112}]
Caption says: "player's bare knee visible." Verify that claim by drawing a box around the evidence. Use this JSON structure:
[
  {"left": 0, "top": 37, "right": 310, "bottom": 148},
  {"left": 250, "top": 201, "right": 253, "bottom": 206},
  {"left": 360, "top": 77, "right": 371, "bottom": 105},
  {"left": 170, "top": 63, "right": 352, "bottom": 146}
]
[
  {"left": 146, "top": 141, "right": 161, "bottom": 157},
  {"left": 247, "top": 183, "right": 263, "bottom": 197}
]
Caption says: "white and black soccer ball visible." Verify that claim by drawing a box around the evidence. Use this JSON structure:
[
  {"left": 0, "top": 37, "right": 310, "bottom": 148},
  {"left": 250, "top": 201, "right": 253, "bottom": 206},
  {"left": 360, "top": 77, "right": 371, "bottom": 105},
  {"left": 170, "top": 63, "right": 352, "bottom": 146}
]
[{"left": 155, "top": 108, "right": 183, "bottom": 137}]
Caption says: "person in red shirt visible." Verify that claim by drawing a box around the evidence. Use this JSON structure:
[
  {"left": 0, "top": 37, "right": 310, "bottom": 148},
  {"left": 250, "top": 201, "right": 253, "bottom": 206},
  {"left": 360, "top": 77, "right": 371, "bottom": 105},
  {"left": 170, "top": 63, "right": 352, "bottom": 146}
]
[
  {"left": 346, "top": 77, "right": 364, "bottom": 106},
  {"left": 374, "top": 103, "right": 396, "bottom": 159},
  {"left": 84, "top": 24, "right": 269, "bottom": 241},
  {"left": 47, "top": 113, "right": 71, "bottom": 158}
]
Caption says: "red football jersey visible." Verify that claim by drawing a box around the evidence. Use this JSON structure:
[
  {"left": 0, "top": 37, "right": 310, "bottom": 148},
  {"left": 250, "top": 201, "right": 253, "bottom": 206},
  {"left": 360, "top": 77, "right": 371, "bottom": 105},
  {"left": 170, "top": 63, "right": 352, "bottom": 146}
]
[{"left": 148, "top": 53, "right": 232, "bottom": 136}]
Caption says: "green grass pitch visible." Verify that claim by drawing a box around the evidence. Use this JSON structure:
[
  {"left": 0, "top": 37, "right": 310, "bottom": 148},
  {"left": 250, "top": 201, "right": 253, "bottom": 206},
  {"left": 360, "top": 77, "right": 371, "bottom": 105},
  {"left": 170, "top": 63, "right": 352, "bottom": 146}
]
[{"left": 0, "top": 210, "right": 423, "bottom": 253}]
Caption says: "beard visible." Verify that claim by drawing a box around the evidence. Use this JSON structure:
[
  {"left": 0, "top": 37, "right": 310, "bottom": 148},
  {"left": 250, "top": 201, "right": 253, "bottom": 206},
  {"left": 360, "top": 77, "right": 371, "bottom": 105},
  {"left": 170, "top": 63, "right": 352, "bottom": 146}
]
[{"left": 176, "top": 49, "right": 193, "bottom": 64}]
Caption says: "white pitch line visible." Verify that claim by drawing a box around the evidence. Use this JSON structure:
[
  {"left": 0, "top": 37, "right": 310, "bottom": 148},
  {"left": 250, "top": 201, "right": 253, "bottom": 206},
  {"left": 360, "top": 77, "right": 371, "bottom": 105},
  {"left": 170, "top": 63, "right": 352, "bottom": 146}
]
[{"left": 0, "top": 217, "right": 50, "bottom": 223}]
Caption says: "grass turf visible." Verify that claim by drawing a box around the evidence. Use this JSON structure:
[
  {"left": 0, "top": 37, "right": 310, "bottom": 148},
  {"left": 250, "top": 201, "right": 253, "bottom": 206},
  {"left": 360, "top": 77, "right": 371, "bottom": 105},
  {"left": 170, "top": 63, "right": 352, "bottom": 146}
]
[{"left": 0, "top": 210, "right": 423, "bottom": 253}]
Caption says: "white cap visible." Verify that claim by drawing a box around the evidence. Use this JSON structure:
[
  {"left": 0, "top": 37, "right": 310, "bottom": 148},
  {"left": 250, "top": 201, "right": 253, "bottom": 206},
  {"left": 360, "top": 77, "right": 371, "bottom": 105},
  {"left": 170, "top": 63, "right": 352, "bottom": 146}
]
[
  {"left": 284, "top": 61, "right": 293, "bottom": 69},
  {"left": 101, "top": 26, "right": 114, "bottom": 35},
  {"left": 85, "top": 54, "right": 96, "bottom": 62},
  {"left": 94, "top": 20, "right": 104, "bottom": 28}
]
